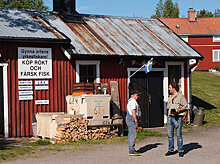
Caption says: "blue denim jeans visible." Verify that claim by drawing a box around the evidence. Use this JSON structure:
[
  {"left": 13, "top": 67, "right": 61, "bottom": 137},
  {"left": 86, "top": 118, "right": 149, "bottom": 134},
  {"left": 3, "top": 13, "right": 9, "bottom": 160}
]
[
  {"left": 126, "top": 118, "right": 137, "bottom": 154},
  {"left": 167, "top": 116, "right": 183, "bottom": 152}
]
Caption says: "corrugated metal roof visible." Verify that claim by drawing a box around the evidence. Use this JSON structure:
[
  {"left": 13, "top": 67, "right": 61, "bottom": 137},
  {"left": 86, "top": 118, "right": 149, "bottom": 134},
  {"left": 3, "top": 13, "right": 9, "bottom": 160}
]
[
  {"left": 0, "top": 8, "right": 66, "bottom": 41},
  {"left": 159, "top": 17, "right": 220, "bottom": 35},
  {"left": 45, "top": 14, "right": 202, "bottom": 58},
  {"left": 0, "top": 7, "right": 202, "bottom": 58}
]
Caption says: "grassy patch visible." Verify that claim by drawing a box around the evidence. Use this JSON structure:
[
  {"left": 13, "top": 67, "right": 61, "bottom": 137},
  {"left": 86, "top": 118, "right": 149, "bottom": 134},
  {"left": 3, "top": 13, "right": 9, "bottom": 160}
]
[
  {"left": 34, "top": 139, "right": 51, "bottom": 146},
  {"left": 192, "top": 72, "right": 220, "bottom": 125},
  {"left": 187, "top": 129, "right": 194, "bottom": 132},
  {"left": 137, "top": 129, "right": 167, "bottom": 139},
  {"left": 0, "top": 146, "right": 33, "bottom": 162},
  {"left": 182, "top": 123, "right": 192, "bottom": 129}
]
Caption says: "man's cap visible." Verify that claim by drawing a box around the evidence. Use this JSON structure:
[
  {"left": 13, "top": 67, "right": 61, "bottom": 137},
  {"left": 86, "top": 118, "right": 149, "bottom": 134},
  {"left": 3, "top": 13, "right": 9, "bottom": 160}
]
[{"left": 130, "top": 90, "right": 141, "bottom": 96}]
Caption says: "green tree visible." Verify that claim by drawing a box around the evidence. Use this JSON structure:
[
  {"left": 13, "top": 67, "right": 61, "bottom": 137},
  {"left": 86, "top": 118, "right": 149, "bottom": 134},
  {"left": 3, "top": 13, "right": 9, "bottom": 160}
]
[
  {"left": 197, "top": 9, "right": 213, "bottom": 17},
  {"left": 151, "top": 0, "right": 179, "bottom": 18},
  {"left": 151, "top": 0, "right": 164, "bottom": 18},
  {"left": 214, "top": 9, "right": 220, "bottom": 17},
  {"left": 0, "top": 0, "right": 48, "bottom": 10}
]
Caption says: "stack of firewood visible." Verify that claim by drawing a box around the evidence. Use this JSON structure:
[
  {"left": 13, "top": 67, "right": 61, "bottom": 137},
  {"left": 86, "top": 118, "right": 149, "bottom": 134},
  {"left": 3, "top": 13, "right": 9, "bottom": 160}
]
[{"left": 54, "top": 116, "right": 118, "bottom": 143}]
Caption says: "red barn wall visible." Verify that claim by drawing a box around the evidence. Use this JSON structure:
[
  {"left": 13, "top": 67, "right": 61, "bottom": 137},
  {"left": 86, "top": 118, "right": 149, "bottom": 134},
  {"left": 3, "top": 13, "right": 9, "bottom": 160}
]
[
  {"left": 0, "top": 41, "right": 75, "bottom": 137},
  {"left": 0, "top": 41, "right": 190, "bottom": 137}
]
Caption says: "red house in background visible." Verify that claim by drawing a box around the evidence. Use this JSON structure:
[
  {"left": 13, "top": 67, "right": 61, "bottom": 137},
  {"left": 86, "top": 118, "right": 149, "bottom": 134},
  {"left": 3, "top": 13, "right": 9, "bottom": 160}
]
[{"left": 160, "top": 10, "right": 220, "bottom": 71}]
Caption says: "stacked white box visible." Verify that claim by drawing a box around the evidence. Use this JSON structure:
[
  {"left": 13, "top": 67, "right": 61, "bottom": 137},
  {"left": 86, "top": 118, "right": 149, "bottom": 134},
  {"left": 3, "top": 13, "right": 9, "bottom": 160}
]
[{"left": 66, "top": 94, "right": 112, "bottom": 125}]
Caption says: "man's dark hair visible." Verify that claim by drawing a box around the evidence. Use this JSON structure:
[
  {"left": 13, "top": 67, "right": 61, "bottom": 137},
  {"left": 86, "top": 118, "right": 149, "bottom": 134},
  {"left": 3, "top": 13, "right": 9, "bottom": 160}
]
[{"left": 169, "top": 82, "right": 179, "bottom": 92}]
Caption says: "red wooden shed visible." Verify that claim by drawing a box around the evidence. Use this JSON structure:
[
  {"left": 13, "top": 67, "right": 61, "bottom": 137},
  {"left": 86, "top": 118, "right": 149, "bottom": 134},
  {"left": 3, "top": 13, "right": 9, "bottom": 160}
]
[{"left": 0, "top": 2, "right": 203, "bottom": 137}]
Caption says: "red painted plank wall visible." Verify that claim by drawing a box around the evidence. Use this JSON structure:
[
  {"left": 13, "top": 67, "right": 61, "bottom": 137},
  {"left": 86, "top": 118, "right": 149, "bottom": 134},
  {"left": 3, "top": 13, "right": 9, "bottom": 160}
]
[
  {"left": 0, "top": 41, "right": 75, "bottom": 137},
  {"left": 188, "top": 36, "right": 220, "bottom": 70}
]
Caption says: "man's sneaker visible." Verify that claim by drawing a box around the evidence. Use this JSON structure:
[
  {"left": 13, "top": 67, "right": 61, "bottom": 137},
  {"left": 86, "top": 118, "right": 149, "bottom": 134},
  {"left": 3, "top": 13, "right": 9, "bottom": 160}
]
[
  {"left": 129, "top": 151, "right": 141, "bottom": 156},
  {"left": 165, "top": 151, "right": 175, "bottom": 156},
  {"left": 179, "top": 152, "right": 184, "bottom": 157}
]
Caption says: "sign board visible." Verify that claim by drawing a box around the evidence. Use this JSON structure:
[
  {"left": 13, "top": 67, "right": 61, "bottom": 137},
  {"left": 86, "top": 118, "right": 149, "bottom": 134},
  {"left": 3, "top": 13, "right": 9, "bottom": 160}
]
[
  {"left": 35, "top": 85, "right": 49, "bottom": 90},
  {"left": 18, "top": 47, "right": 52, "bottom": 79},
  {"left": 19, "top": 86, "right": 33, "bottom": 90},
  {"left": 18, "top": 81, "right": 33, "bottom": 85},
  {"left": 35, "top": 100, "right": 49, "bottom": 105},
  {"left": 19, "top": 95, "right": 33, "bottom": 100},
  {"left": 35, "top": 80, "right": 49, "bottom": 85},
  {"left": 19, "top": 91, "right": 33, "bottom": 95}
]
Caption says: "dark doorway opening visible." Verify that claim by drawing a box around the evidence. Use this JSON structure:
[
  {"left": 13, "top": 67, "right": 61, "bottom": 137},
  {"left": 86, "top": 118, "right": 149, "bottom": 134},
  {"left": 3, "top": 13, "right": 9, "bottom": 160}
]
[
  {"left": 130, "top": 71, "right": 164, "bottom": 128},
  {"left": 0, "top": 67, "right": 4, "bottom": 136}
]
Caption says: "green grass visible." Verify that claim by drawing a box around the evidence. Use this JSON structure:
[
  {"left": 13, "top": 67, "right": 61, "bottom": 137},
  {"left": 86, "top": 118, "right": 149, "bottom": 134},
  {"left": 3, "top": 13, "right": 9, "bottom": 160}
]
[
  {"left": 137, "top": 129, "right": 167, "bottom": 139},
  {"left": 191, "top": 71, "right": 220, "bottom": 125},
  {"left": 0, "top": 146, "right": 33, "bottom": 162}
]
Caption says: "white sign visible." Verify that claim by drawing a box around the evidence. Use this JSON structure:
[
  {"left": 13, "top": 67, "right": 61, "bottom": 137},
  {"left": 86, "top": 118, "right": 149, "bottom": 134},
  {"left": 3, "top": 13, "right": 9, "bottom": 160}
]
[
  {"left": 35, "top": 85, "right": 49, "bottom": 90},
  {"left": 19, "top": 91, "right": 33, "bottom": 95},
  {"left": 19, "top": 86, "right": 33, "bottom": 90},
  {"left": 18, "top": 81, "right": 33, "bottom": 85},
  {"left": 35, "top": 100, "right": 49, "bottom": 105},
  {"left": 18, "top": 47, "right": 52, "bottom": 79},
  {"left": 35, "top": 80, "right": 49, "bottom": 85},
  {"left": 19, "top": 95, "right": 33, "bottom": 100}
]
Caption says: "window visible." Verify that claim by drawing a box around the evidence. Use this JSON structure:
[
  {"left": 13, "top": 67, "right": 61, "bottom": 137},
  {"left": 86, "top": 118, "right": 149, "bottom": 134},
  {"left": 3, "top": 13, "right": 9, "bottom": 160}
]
[
  {"left": 79, "top": 65, "right": 96, "bottom": 83},
  {"left": 180, "top": 35, "right": 188, "bottom": 42},
  {"left": 76, "top": 60, "right": 100, "bottom": 83},
  {"left": 213, "top": 50, "right": 220, "bottom": 62},
  {"left": 213, "top": 36, "right": 220, "bottom": 42}
]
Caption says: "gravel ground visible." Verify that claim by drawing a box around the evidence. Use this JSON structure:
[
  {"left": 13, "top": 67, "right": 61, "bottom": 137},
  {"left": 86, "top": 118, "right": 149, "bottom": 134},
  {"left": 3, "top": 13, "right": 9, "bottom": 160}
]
[{"left": 3, "top": 125, "right": 220, "bottom": 164}]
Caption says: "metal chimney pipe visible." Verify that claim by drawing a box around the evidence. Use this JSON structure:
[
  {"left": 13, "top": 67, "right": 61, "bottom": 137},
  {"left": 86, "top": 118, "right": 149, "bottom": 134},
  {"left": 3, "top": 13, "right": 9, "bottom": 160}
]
[{"left": 53, "top": 0, "right": 76, "bottom": 15}]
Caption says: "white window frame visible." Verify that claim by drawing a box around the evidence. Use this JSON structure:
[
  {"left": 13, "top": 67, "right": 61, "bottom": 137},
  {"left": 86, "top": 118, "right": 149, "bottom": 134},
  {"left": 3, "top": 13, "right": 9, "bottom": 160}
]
[
  {"left": 75, "top": 60, "right": 100, "bottom": 83},
  {"left": 213, "top": 36, "right": 220, "bottom": 42},
  {"left": 212, "top": 49, "right": 220, "bottom": 62},
  {"left": 165, "top": 62, "right": 184, "bottom": 96},
  {"left": 180, "top": 35, "right": 188, "bottom": 42},
  {"left": 0, "top": 63, "right": 9, "bottom": 137}
]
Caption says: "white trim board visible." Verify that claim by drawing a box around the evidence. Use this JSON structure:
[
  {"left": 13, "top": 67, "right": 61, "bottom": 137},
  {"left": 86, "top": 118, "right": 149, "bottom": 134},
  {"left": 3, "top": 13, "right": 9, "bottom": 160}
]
[
  {"left": 165, "top": 61, "right": 185, "bottom": 95},
  {"left": 75, "top": 60, "right": 100, "bottom": 83},
  {"left": 0, "top": 63, "right": 9, "bottom": 137}
]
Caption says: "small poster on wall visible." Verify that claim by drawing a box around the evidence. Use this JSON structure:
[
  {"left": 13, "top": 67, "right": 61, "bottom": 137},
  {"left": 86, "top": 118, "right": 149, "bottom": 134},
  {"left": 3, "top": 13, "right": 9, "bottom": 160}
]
[{"left": 18, "top": 47, "right": 52, "bottom": 79}]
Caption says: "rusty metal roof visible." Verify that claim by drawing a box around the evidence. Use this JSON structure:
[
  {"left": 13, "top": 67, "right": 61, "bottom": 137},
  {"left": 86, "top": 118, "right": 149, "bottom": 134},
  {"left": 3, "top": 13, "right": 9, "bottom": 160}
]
[
  {"left": 159, "top": 17, "right": 220, "bottom": 35},
  {"left": 45, "top": 14, "right": 202, "bottom": 58},
  {"left": 0, "top": 7, "right": 202, "bottom": 58}
]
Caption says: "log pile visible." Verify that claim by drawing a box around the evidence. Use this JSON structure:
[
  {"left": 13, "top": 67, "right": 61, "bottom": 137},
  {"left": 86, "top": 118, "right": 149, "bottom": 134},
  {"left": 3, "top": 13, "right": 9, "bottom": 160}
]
[{"left": 54, "top": 116, "right": 118, "bottom": 143}]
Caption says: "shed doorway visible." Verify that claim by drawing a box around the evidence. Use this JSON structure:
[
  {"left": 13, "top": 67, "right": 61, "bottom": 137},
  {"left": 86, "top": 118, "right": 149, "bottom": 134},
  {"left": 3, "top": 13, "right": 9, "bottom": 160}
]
[
  {"left": 130, "top": 71, "right": 164, "bottom": 128},
  {"left": 0, "top": 67, "right": 4, "bottom": 136}
]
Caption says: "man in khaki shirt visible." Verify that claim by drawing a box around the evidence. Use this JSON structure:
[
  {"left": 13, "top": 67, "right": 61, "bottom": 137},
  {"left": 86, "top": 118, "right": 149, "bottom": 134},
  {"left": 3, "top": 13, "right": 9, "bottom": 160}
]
[{"left": 165, "top": 82, "right": 188, "bottom": 157}]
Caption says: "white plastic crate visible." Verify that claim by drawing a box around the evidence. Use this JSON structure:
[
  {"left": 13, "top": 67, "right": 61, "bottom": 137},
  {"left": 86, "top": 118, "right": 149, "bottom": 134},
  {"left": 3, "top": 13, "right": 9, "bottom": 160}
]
[{"left": 66, "top": 95, "right": 111, "bottom": 125}]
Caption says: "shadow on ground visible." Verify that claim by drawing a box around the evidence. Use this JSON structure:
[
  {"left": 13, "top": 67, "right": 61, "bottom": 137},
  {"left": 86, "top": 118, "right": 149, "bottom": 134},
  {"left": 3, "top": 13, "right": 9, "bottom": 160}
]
[
  {"left": 138, "top": 143, "right": 163, "bottom": 153},
  {"left": 183, "top": 142, "right": 202, "bottom": 155},
  {"left": 0, "top": 139, "right": 21, "bottom": 150},
  {"left": 192, "top": 95, "right": 216, "bottom": 110}
]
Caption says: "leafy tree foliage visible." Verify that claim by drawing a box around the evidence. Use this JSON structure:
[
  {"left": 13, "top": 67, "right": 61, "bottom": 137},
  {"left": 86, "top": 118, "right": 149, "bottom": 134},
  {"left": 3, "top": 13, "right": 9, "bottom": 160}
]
[
  {"left": 0, "top": 0, "right": 48, "bottom": 10},
  {"left": 197, "top": 9, "right": 214, "bottom": 17},
  {"left": 151, "top": 0, "right": 179, "bottom": 18},
  {"left": 214, "top": 9, "right": 220, "bottom": 17}
]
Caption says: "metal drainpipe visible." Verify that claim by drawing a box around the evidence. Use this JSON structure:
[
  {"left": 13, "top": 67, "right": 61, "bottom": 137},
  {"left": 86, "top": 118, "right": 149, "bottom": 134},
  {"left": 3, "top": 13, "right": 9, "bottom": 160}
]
[
  {"left": 189, "top": 59, "right": 199, "bottom": 72},
  {"left": 188, "top": 58, "right": 199, "bottom": 123}
]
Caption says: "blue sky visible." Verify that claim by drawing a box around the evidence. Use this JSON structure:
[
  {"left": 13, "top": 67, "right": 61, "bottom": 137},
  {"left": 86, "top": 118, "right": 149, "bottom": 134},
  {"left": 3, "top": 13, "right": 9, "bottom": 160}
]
[{"left": 44, "top": 0, "right": 219, "bottom": 18}]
